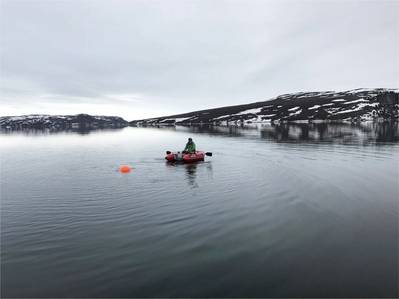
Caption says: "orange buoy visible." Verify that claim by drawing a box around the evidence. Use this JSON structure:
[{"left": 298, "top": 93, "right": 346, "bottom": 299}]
[{"left": 119, "top": 165, "right": 132, "bottom": 173}]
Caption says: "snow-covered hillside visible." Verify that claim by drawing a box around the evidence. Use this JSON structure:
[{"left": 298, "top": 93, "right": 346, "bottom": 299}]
[
  {"left": 131, "top": 88, "right": 398, "bottom": 125},
  {"left": 0, "top": 114, "right": 128, "bottom": 130}
]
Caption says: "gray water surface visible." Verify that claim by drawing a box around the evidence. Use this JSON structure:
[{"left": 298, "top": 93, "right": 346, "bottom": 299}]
[{"left": 1, "top": 123, "right": 398, "bottom": 297}]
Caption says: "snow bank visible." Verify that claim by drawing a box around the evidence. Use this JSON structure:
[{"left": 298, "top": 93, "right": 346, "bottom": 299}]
[{"left": 235, "top": 108, "right": 263, "bottom": 115}]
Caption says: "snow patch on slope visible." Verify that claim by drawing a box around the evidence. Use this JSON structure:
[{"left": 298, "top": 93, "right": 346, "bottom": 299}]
[{"left": 235, "top": 108, "right": 263, "bottom": 115}]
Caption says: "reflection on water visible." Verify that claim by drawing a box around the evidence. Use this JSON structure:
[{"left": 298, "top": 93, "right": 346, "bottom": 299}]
[
  {"left": 0, "top": 127, "right": 125, "bottom": 136},
  {"left": 2, "top": 122, "right": 398, "bottom": 143},
  {"left": 166, "top": 161, "right": 213, "bottom": 188},
  {"left": 1, "top": 123, "right": 398, "bottom": 298},
  {"left": 259, "top": 122, "right": 399, "bottom": 143},
  {"left": 185, "top": 163, "right": 198, "bottom": 188},
  {"left": 171, "top": 122, "right": 399, "bottom": 144}
]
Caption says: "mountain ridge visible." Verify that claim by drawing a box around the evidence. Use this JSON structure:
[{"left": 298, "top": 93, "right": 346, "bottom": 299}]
[{"left": 130, "top": 88, "right": 398, "bottom": 125}]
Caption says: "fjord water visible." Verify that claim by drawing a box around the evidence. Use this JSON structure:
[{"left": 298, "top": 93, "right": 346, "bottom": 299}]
[{"left": 1, "top": 123, "right": 398, "bottom": 298}]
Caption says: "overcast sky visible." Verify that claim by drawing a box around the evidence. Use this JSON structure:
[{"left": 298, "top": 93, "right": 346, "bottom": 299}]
[{"left": 1, "top": 0, "right": 398, "bottom": 120}]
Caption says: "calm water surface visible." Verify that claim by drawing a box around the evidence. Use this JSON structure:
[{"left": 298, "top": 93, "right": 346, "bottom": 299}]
[{"left": 1, "top": 123, "right": 398, "bottom": 297}]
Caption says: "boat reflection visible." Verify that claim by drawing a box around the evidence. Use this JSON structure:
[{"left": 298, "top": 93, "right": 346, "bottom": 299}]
[
  {"left": 166, "top": 161, "right": 213, "bottom": 188},
  {"left": 185, "top": 163, "right": 199, "bottom": 188}
]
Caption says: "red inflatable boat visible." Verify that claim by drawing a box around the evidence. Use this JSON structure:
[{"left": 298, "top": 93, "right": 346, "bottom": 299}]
[{"left": 165, "top": 151, "right": 206, "bottom": 163}]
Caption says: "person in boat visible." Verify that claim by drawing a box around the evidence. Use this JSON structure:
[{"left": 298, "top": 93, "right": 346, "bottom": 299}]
[{"left": 183, "top": 138, "right": 196, "bottom": 154}]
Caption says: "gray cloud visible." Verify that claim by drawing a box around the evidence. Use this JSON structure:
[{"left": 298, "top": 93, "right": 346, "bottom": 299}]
[{"left": 1, "top": 0, "right": 398, "bottom": 120}]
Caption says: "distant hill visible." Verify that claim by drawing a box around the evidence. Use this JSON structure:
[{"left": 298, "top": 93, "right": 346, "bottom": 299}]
[
  {"left": 130, "top": 88, "right": 398, "bottom": 126},
  {"left": 0, "top": 114, "right": 128, "bottom": 130}
]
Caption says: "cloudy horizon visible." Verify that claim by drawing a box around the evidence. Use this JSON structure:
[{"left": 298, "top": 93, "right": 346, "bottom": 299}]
[{"left": 1, "top": 0, "right": 398, "bottom": 121}]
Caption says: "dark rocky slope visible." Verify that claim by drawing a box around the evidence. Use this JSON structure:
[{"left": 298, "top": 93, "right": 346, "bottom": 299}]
[
  {"left": 130, "top": 88, "right": 398, "bottom": 126},
  {"left": 0, "top": 114, "right": 128, "bottom": 130}
]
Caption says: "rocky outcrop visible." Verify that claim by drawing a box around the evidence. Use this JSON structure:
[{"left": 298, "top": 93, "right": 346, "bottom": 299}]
[
  {"left": 0, "top": 114, "right": 128, "bottom": 130},
  {"left": 130, "top": 88, "right": 398, "bottom": 126}
]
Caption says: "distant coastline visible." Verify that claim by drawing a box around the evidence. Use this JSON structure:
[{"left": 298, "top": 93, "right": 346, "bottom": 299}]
[
  {"left": 1, "top": 88, "right": 398, "bottom": 130},
  {"left": 0, "top": 114, "right": 128, "bottom": 131}
]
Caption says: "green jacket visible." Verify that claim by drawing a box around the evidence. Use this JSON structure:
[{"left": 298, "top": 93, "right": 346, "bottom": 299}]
[{"left": 184, "top": 141, "right": 196, "bottom": 153}]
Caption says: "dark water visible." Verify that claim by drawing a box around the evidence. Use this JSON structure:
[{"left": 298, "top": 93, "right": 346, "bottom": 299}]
[{"left": 1, "top": 123, "right": 398, "bottom": 298}]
